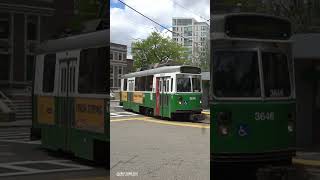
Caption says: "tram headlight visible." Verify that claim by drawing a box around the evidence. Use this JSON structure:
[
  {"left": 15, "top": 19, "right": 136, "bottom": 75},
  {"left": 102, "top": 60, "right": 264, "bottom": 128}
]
[
  {"left": 288, "top": 112, "right": 295, "bottom": 133},
  {"left": 217, "top": 112, "right": 232, "bottom": 136},
  {"left": 178, "top": 96, "right": 183, "bottom": 105},
  {"left": 288, "top": 122, "right": 294, "bottom": 133},
  {"left": 218, "top": 125, "right": 229, "bottom": 136}
]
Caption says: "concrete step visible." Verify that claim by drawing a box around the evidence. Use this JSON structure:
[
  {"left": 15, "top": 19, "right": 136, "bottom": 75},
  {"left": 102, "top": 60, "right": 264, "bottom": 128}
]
[{"left": 15, "top": 106, "right": 32, "bottom": 110}]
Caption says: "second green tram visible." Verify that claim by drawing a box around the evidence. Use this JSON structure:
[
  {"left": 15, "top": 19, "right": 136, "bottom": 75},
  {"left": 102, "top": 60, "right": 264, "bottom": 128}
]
[
  {"left": 120, "top": 66, "right": 203, "bottom": 120},
  {"left": 210, "top": 13, "right": 296, "bottom": 165},
  {"left": 32, "top": 30, "right": 109, "bottom": 165}
]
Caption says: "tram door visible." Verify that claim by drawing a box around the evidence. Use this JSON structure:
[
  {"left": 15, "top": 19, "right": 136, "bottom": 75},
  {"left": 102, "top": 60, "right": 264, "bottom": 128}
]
[
  {"left": 155, "top": 77, "right": 160, "bottom": 116},
  {"left": 58, "top": 58, "right": 77, "bottom": 151},
  {"left": 160, "top": 77, "right": 170, "bottom": 118}
]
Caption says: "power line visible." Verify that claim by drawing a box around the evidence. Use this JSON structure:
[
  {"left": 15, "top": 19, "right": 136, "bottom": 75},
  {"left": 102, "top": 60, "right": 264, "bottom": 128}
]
[
  {"left": 169, "top": 0, "right": 210, "bottom": 22},
  {"left": 117, "top": 0, "right": 190, "bottom": 41}
]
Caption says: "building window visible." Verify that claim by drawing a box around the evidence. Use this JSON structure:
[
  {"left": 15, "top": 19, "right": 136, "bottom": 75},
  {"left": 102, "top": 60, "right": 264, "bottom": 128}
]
[
  {"left": 119, "top": 67, "right": 122, "bottom": 75},
  {"left": 114, "top": 66, "right": 118, "bottom": 75},
  {"left": 0, "top": 54, "right": 10, "bottom": 81},
  {"left": 110, "top": 52, "right": 113, "bottom": 59},
  {"left": 0, "top": 13, "right": 9, "bottom": 39},
  {"left": 43, "top": 54, "right": 56, "bottom": 93},
  {"left": 26, "top": 55, "right": 35, "bottom": 81},
  {"left": 119, "top": 53, "right": 122, "bottom": 60},
  {"left": 114, "top": 52, "right": 118, "bottom": 60},
  {"left": 123, "top": 53, "right": 126, "bottom": 60},
  {"left": 172, "top": 19, "right": 176, "bottom": 26},
  {"left": 27, "top": 16, "right": 37, "bottom": 41},
  {"left": 110, "top": 79, "right": 113, "bottom": 87}
]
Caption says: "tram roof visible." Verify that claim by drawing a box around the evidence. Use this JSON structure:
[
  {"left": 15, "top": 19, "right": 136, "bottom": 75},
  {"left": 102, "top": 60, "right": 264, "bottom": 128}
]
[
  {"left": 36, "top": 29, "right": 109, "bottom": 54},
  {"left": 121, "top": 65, "right": 200, "bottom": 78}
]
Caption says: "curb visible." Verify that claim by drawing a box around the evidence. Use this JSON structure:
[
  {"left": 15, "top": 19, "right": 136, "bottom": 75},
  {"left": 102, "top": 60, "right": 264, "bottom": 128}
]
[
  {"left": 293, "top": 158, "right": 320, "bottom": 168},
  {"left": 202, "top": 112, "right": 210, "bottom": 115},
  {"left": 0, "top": 125, "right": 31, "bottom": 128}
]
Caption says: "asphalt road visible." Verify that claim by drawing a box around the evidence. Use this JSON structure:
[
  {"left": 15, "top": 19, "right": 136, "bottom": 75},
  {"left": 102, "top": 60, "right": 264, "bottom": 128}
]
[
  {"left": 110, "top": 102, "right": 210, "bottom": 180},
  {"left": 0, "top": 127, "right": 108, "bottom": 180},
  {"left": 110, "top": 101, "right": 320, "bottom": 180}
]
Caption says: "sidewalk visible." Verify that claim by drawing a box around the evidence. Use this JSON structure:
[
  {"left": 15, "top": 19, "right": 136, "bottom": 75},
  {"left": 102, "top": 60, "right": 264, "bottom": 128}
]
[
  {"left": 0, "top": 120, "right": 31, "bottom": 128},
  {"left": 294, "top": 150, "right": 320, "bottom": 168}
]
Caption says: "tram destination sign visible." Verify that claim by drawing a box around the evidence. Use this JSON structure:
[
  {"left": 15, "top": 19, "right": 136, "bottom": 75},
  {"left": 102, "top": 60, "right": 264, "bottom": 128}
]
[
  {"left": 180, "top": 66, "right": 201, "bottom": 74},
  {"left": 224, "top": 15, "right": 291, "bottom": 40}
]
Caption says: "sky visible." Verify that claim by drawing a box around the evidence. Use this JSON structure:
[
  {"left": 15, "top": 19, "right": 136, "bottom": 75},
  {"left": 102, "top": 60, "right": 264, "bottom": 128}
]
[{"left": 110, "top": 0, "right": 210, "bottom": 58}]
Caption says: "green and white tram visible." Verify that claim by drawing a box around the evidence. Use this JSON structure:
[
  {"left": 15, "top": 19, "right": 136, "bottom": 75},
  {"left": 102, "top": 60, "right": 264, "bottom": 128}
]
[
  {"left": 210, "top": 13, "right": 296, "bottom": 165},
  {"left": 120, "top": 65, "right": 203, "bottom": 120},
  {"left": 31, "top": 30, "right": 109, "bottom": 165}
]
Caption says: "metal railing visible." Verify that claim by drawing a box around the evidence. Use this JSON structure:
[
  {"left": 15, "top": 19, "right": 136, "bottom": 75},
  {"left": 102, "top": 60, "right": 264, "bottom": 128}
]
[{"left": 0, "top": 90, "right": 15, "bottom": 112}]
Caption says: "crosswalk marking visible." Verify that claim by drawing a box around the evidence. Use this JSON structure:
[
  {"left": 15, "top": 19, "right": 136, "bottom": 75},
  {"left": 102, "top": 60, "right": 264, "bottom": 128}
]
[
  {"left": 110, "top": 111, "right": 139, "bottom": 118},
  {"left": 0, "top": 160, "right": 93, "bottom": 177},
  {"left": 0, "top": 127, "right": 40, "bottom": 144}
]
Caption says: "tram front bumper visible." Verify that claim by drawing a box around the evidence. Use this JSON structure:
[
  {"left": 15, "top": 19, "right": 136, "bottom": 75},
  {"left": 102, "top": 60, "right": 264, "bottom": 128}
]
[
  {"left": 211, "top": 150, "right": 296, "bottom": 165},
  {"left": 190, "top": 113, "right": 206, "bottom": 121}
]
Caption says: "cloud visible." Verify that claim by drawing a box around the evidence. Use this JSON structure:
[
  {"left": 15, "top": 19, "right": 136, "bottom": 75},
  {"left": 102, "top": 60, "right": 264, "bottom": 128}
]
[{"left": 110, "top": 0, "right": 209, "bottom": 57}]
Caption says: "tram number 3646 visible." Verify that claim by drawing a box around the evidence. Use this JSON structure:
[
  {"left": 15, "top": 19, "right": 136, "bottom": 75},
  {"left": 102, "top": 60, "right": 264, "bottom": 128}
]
[{"left": 255, "top": 112, "right": 275, "bottom": 121}]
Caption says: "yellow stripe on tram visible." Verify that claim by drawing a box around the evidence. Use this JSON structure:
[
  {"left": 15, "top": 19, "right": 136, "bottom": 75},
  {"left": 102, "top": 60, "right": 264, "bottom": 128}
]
[{"left": 111, "top": 117, "right": 152, "bottom": 122}]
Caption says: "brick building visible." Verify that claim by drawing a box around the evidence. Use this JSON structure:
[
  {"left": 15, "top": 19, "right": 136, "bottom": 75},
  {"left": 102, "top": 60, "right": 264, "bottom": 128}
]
[{"left": 110, "top": 42, "right": 128, "bottom": 90}]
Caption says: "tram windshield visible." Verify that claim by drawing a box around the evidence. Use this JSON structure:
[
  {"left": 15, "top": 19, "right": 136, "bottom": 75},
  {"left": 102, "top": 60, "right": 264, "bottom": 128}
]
[
  {"left": 177, "top": 74, "right": 191, "bottom": 92},
  {"left": 176, "top": 74, "right": 202, "bottom": 92},
  {"left": 192, "top": 75, "right": 201, "bottom": 92},
  {"left": 262, "top": 52, "right": 291, "bottom": 97},
  {"left": 212, "top": 51, "right": 261, "bottom": 97}
]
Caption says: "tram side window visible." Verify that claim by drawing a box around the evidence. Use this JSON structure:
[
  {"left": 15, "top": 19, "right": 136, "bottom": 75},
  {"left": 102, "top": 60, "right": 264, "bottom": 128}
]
[
  {"left": 135, "top": 76, "right": 146, "bottom": 91},
  {"left": 171, "top": 78, "right": 173, "bottom": 92},
  {"left": 123, "top": 79, "right": 127, "bottom": 91},
  {"left": 42, "top": 54, "right": 56, "bottom": 93},
  {"left": 146, "top": 75, "right": 153, "bottom": 91},
  {"left": 128, "top": 80, "right": 134, "bottom": 91},
  {"left": 79, "top": 47, "right": 107, "bottom": 94}
]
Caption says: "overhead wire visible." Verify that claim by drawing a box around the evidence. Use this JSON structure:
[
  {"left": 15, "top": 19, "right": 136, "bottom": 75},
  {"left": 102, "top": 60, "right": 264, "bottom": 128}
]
[
  {"left": 169, "top": 0, "right": 210, "bottom": 22},
  {"left": 117, "top": 0, "right": 190, "bottom": 41}
]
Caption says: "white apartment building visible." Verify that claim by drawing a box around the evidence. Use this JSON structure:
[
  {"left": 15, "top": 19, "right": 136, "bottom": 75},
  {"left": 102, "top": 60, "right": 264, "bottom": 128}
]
[{"left": 172, "top": 18, "right": 209, "bottom": 64}]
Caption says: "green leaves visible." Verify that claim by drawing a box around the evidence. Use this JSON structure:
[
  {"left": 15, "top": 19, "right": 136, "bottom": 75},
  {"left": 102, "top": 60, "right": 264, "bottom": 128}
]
[{"left": 132, "top": 32, "right": 190, "bottom": 70}]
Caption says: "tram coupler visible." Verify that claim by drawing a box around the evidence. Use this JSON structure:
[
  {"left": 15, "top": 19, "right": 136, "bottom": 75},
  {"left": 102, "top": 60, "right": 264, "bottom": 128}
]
[
  {"left": 190, "top": 113, "right": 205, "bottom": 121},
  {"left": 256, "top": 165, "right": 310, "bottom": 180}
]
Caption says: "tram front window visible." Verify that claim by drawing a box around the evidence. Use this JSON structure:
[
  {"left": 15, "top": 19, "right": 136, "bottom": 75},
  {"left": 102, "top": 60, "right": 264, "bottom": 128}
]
[
  {"left": 192, "top": 76, "right": 201, "bottom": 92},
  {"left": 212, "top": 51, "right": 260, "bottom": 97},
  {"left": 262, "top": 52, "right": 291, "bottom": 97},
  {"left": 177, "top": 74, "right": 191, "bottom": 92}
]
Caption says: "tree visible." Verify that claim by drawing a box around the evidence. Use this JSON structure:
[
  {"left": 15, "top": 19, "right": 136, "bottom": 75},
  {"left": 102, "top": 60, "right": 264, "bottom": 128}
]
[
  {"left": 66, "top": 0, "right": 108, "bottom": 33},
  {"left": 219, "top": 0, "right": 320, "bottom": 33},
  {"left": 132, "top": 32, "right": 190, "bottom": 70},
  {"left": 191, "top": 41, "right": 210, "bottom": 71}
]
